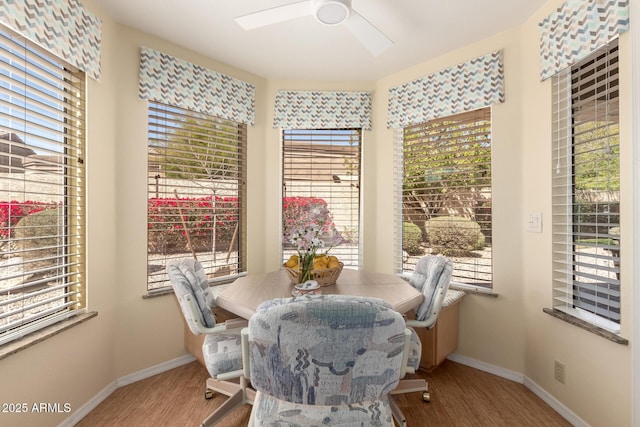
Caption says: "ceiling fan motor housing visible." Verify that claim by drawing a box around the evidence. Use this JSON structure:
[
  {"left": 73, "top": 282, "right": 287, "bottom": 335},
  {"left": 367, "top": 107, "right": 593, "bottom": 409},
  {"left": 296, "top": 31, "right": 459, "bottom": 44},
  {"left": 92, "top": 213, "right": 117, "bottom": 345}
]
[{"left": 313, "top": 0, "right": 351, "bottom": 26}]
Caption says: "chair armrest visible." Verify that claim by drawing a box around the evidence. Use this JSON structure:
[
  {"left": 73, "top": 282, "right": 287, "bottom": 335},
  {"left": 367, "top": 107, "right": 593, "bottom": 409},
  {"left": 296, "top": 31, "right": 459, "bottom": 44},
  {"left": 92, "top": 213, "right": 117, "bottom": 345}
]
[
  {"left": 399, "top": 272, "right": 412, "bottom": 283},
  {"left": 184, "top": 294, "right": 247, "bottom": 334},
  {"left": 408, "top": 285, "right": 448, "bottom": 329},
  {"left": 400, "top": 328, "right": 412, "bottom": 378},
  {"left": 241, "top": 328, "right": 250, "bottom": 380},
  {"left": 224, "top": 318, "right": 249, "bottom": 330},
  {"left": 216, "top": 368, "right": 245, "bottom": 381}
]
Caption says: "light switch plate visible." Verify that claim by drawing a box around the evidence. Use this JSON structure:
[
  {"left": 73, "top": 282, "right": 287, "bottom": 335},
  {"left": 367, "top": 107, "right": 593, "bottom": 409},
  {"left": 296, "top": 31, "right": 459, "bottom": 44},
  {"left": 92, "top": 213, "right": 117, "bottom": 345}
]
[{"left": 527, "top": 212, "right": 542, "bottom": 233}]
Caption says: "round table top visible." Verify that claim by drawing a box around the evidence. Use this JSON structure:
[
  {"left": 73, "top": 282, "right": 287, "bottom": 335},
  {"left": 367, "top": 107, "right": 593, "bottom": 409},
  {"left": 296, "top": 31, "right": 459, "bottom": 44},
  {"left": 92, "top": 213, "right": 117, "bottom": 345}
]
[{"left": 216, "top": 268, "right": 423, "bottom": 319}]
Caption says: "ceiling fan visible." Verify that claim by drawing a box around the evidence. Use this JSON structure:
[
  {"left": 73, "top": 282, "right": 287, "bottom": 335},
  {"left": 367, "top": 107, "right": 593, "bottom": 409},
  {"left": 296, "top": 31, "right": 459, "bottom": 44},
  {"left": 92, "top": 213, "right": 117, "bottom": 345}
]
[{"left": 235, "top": 0, "right": 393, "bottom": 56}]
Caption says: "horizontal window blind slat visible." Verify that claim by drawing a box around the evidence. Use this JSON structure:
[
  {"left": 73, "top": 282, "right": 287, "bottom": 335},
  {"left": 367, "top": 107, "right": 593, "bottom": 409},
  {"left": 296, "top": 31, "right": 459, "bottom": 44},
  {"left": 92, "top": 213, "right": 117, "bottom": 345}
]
[
  {"left": 1, "top": 258, "right": 82, "bottom": 282},
  {"left": 148, "top": 130, "right": 243, "bottom": 147},
  {"left": 0, "top": 280, "right": 77, "bottom": 306},
  {"left": 0, "top": 48, "right": 83, "bottom": 97},
  {"left": 0, "top": 63, "right": 84, "bottom": 112},
  {"left": 572, "top": 282, "right": 620, "bottom": 298},
  {"left": 0, "top": 298, "right": 79, "bottom": 333}
]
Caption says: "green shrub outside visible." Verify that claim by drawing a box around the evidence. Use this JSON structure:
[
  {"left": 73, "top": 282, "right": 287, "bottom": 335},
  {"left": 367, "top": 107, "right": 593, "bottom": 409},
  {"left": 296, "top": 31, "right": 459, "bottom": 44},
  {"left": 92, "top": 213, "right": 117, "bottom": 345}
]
[
  {"left": 14, "top": 208, "right": 62, "bottom": 270},
  {"left": 402, "top": 222, "right": 423, "bottom": 255},
  {"left": 574, "top": 200, "right": 619, "bottom": 236},
  {"left": 426, "top": 216, "right": 485, "bottom": 256}
]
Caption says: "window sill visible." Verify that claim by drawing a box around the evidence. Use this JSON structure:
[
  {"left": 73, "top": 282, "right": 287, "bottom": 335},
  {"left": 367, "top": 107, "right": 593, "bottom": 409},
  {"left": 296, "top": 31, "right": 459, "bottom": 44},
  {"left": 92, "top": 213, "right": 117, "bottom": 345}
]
[
  {"left": 450, "top": 283, "right": 498, "bottom": 297},
  {"left": 0, "top": 311, "right": 98, "bottom": 361},
  {"left": 397, "top": 274, "right": 498, "bottom": 298},
  {"left": 144, "top": 273, "right": 245, "bottom": 299},
  {"left": 543, "top": 307, "right": 628, "bottom": 345},
  {"left": 144, "top": 282, "right": 232, "bottom": 301}
]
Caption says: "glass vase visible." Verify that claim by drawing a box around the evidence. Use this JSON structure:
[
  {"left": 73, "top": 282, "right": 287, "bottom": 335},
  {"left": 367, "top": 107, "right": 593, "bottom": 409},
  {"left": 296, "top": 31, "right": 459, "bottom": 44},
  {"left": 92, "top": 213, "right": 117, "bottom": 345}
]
[{"left": 299, "top": 253, "right": 314, "bottom": 283}]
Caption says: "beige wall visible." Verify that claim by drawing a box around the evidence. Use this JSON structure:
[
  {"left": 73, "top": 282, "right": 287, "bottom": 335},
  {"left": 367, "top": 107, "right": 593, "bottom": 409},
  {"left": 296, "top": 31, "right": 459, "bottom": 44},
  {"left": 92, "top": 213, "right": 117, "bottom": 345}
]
[
  {"left": 108, "top": 23, "right": 269, "bottom": 379},
  {"left": 519, "top": 1, "right": 632, "bottom": 426},
  {"left": 374, "top": 24, "right": 528, "bottom": 372},
  {"left": 0, "top": 0, "right": 633, "bottom": 426},
  {"left": 0, "top": 1, "right": 119, "bottom": 425}
]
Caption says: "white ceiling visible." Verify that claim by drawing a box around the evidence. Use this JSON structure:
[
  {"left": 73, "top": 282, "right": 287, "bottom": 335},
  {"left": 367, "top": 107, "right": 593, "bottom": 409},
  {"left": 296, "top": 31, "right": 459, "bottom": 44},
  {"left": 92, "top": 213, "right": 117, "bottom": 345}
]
[{"left": 93, "top": 0, "right": 546, "bottom": 81}]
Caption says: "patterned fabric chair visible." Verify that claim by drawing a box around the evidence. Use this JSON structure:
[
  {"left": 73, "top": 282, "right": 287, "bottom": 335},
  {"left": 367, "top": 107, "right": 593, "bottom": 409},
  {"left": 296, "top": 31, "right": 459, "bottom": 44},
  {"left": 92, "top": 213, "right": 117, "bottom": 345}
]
[
  {"left": 167, "top": 258, "right": 254, "bottom": 426},
  {"left": 242, "top": 294, "right": 411, "bottom": 427},
  {"left": 390, "top": 255, "right": 453, "bottom": 426}
]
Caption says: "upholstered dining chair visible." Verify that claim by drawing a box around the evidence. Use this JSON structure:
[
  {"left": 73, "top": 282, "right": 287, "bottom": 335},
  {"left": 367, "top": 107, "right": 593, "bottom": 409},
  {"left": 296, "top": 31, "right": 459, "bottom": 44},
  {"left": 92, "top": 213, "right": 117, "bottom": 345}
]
[
  {"left": 241, "top": 294, "right": 412, "bottom": 426},
  {"left": 166, "top": 258, "right": 254, "bottom": 426},
  {"left": 390, "top": 255, "right": 453, "bottom": 426}
]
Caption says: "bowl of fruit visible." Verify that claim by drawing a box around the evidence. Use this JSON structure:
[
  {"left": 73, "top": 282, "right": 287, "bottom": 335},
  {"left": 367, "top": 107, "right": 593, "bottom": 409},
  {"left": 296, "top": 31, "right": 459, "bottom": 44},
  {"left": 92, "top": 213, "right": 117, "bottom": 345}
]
[{"left": 283, "top": 254, "right": 343, "bottom": 287}]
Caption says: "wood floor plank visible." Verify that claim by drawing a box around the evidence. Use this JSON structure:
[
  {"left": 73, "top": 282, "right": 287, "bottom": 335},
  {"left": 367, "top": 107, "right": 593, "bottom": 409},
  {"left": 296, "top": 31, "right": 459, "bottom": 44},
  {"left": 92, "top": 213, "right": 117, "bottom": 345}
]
[{"left": 76, "top": 359, "right": 570, "bottom": 426}]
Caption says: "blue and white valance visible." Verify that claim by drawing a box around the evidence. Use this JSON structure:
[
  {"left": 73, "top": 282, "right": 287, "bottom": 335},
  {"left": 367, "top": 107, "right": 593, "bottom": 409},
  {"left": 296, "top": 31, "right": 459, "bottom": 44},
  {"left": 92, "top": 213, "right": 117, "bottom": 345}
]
[
  {"left": 387, "top": 51, "right": 504, "bottom": 129},
  {"left": 539, "top": 0, "right": 629, "bottom": 81},
  {"left": 273, "top": 91, "right": 372, "bottom": 130},
  {"left": 138, "top": 47, "right": 256, "bottom": 126},
  {"left": 0, "top": 0, "right": 102, "bottom": 79}
]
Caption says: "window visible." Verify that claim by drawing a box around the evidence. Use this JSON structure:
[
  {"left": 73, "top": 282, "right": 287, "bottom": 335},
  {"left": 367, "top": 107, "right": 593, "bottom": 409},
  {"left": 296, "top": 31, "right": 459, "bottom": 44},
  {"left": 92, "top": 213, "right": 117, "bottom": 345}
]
[
  {"left": 551, "top": 40, "right": 620, "bottom": 332},
  {"left": 400, "top": 108, "right": 492, "bottom": 288},
  {"left": 281, "top": 129, "right": 361, "bottom": 268},
  {"left": 0, "top": 29, "right": 86, "bottom": 345},
  {"left": 147, "top": 102, "right": 246, "bottom": 291}
]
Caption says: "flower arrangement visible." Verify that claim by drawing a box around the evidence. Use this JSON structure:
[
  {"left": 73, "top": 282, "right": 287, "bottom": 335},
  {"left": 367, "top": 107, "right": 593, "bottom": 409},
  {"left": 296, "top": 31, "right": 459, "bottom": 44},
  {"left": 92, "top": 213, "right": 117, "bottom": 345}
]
[
  {"left": 283, "top": 200, "right": 344, "bottom": 284},
  {"left": 288, "top": 222, "right": 327, "bottom": 283}
]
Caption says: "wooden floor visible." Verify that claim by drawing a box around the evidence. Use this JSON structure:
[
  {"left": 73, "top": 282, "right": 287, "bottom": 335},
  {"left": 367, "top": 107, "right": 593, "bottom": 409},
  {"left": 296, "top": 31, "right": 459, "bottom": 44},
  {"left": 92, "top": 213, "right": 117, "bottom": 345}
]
[{"left": 77, "top": 360, "right": 571, "bottom": 427}]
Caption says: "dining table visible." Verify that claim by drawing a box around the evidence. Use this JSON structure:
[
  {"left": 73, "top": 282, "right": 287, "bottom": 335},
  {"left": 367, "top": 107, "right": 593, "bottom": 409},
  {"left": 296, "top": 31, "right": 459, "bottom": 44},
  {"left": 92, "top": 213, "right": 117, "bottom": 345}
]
[{"left": 216, "top": 267, "right": 424, "bottom": 320}]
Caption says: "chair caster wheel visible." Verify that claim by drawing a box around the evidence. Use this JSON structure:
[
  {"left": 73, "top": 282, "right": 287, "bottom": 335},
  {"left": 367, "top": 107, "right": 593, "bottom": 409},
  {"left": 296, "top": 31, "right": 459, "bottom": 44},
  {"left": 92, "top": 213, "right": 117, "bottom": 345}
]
[
  {"left": 422, "top": 392, "right": 430, "bottom": 402},
  {"left": 205, "top": 388, "right": 214, "bottom": 399}
]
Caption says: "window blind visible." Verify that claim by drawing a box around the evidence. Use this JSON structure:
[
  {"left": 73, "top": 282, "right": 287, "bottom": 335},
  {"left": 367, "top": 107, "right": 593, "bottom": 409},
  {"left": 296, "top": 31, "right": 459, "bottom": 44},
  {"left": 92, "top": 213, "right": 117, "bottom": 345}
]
[
  {"left": 147, "top": 102, "right": 247, "bottom": 291},
  {"left": 401, "top": 108, "right": 492, "bottom": 288},
  {"left": 552, "top": 40, "right": 620, "bottom": 331},
  {"left": 0, "top": 29, "right": 86, "bottom": 345},
  {"left": 281, "top": 129, "right": 361, "bottom": 268}
]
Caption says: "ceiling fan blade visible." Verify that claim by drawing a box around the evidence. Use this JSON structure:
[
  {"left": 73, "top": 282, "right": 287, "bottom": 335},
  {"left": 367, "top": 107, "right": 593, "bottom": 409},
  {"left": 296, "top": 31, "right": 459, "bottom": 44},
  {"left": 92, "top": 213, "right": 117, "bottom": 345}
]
[
  {"left": 235, "top": 1, "right": 313, "bottom": 30},
  {"left": 343, "top": 10, "right": 393, "bottom": 56}
]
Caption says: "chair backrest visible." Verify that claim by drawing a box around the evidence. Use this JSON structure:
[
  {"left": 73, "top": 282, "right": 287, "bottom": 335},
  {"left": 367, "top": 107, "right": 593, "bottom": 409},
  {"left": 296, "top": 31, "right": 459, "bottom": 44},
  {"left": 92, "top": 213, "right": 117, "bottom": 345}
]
[
  {"left": 247, "top": 294, "right": 407, "bottom": 407},
  {"left": 166, "top": 258, "right": 217, "bottom": 333},
  {"left": 410, "top": 255, "right": 453, "bottom": 325}
]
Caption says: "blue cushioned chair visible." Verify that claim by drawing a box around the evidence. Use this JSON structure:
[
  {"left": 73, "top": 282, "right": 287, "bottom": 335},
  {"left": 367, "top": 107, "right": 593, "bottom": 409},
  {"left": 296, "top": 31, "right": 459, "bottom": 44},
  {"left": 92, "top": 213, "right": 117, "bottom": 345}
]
[
  {"left": 167, "top": 258, "right": 254, "bottom": 426},
  {"left": 390, "top": 255, "right": 453, "bottom": 426},
  {"left": 241, "top": 294, "right": 412, "bottom": 426}
]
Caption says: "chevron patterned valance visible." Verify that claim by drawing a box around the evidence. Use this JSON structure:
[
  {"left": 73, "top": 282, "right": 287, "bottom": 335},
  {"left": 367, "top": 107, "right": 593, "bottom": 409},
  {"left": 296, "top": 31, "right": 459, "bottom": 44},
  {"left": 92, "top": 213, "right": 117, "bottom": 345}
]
[
  {"left": 273, "top": 91, "right": 372, "bottom": 130},
  {"left": 387, "top": 51, "right": 504, "bottom": 129},
  {"left": 138, "top": 48, "right": 256, "bottom": 125},
  {"left": 538, "top": 0, "right": 629, "bottom": 81},
  {"left": 0, "top": 0, "right": 102, "bottom": 80}
]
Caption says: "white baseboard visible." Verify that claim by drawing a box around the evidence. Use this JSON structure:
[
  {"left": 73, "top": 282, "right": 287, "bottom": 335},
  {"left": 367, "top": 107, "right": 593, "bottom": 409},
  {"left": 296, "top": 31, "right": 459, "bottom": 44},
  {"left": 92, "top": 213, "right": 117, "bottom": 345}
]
[
  {"left": 447, "top": 353, "right": 588, "bottom": 427},
  {"left": 447, "top": 352, "right": 525, "bottom": 383},
  {"left": 59, "top": 354, "right": 196, "bottom": 427},
  {"left": 58, "top": 381, "right": 118, "bottom": 427},
  {"left": 116, "top": 354, "right": 196, "bottom": 387},
  {"left": 523, "top": 377, "right": 588, "bottom": 427}
]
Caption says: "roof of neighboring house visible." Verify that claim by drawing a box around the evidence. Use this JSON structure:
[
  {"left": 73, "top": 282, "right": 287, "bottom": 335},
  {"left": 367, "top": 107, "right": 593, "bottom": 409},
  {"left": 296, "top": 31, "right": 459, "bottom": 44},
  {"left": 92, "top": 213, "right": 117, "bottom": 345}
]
[
  {"left": 283, "top": 142, "right": 359, "bottom": 182},
  {"left": 0, "top": 131, "right": 37, "bottom": 173},
  {"left": 0, "top": 131, "right": 64, "bottom": 173},
  {"left": 21, "top": 155, "right": 63, "bottom": 172}
]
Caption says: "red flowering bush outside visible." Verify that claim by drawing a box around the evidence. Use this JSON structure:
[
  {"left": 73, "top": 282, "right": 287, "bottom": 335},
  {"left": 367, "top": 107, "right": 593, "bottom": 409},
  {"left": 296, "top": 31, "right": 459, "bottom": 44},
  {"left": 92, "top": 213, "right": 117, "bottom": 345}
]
[
  {"left": 0, "top": 201, "right": 57, "bottom": 239},
  {"left": 148, "top": 196, "right": 238, "bottom": 254},
  {"left": 282, "top": 197, "right": 342, "bottom": 245}
]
